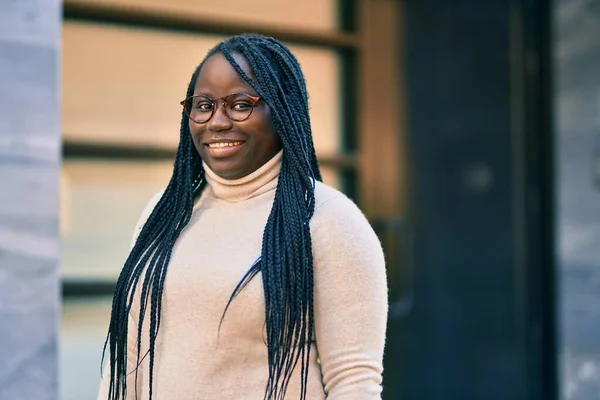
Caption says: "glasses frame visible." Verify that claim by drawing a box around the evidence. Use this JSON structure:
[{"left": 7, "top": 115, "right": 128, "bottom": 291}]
[{"left": 180, "top": 92, "right": 262, "bottom": 124}]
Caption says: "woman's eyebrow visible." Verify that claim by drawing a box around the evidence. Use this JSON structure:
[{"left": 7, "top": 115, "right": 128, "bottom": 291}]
[{"left": 193, "top": 89, "right": 259, "bottom": 97}]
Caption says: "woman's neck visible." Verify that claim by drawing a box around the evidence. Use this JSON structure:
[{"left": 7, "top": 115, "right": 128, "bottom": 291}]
[{"left": 203, "top": 150, "right": 283, "bottom": 203}]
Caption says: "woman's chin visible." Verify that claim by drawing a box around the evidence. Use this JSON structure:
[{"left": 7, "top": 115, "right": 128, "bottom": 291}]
[{"left": 205, "top": 159, "right": 248, "bottom": 180}]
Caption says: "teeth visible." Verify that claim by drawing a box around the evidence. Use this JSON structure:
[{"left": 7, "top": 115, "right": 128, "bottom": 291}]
[{"left": 207, "top": 142, "right": 243, "bottom": 148}]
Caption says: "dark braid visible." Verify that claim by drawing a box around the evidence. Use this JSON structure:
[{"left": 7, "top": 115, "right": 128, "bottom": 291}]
[{"left": 102, "top": 33, "right": 321, "bottom": 400}]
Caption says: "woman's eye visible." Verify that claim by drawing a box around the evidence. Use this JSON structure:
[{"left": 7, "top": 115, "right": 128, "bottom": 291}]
[
  {"left": 195, "top": 102, "right": 213, "bottom": 112},
  {"left": 231, "top": 102, "right": 252, "bottom": 111}
]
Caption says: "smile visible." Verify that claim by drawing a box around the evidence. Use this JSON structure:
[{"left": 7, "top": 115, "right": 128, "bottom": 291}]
[{"left": 206, "top": 141, "right": 244, "bottom": 148}]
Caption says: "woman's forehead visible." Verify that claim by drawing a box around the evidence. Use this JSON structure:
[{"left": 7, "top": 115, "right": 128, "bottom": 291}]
[{"left": 194, "top": 52, "right": 256, "bottom": 93}]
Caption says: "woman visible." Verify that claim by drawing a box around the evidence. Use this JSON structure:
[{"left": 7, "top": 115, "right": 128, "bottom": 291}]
[{"left": 98, "top": 33, "right": 388, "bottom": 400}]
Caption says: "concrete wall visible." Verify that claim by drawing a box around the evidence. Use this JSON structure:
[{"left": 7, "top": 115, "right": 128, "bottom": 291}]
[{"left": 0, "top": 1, "right": 61, "bottom": 399}]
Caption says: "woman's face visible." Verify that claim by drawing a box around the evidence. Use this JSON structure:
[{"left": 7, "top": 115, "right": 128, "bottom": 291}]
[{"left": 189, "top": 52, "right": 282, "bottom": 180}]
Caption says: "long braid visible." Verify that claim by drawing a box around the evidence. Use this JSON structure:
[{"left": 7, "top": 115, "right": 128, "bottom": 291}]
[
  {"left": 101, "top": 59, "right": 205, "bottom": 398},
  {"left": 102, "top": 33, "right": 321, "bottom": 400},
  {"left": 217, "top": 35, "right": 321, "bottom": 399}
]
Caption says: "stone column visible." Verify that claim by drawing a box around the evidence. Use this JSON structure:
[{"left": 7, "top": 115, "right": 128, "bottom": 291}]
[
  {"left": 0, "top": 1, "right": 61, "bottom": 399},
  {"left": 555, "top": 0, "right": 600, "bottom": 399}
]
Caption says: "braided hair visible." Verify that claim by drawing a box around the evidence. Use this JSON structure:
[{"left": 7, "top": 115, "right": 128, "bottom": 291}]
[{"left": 102, "top": 33, "right": 322, "bottom": 400}]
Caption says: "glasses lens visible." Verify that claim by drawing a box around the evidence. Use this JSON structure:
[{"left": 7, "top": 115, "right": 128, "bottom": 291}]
[
  {"left": 224, "top": 94, "right": 255, "bottom": 121},
  {"left": 185, "top": 95, "right": 214, "bottom": 123}
]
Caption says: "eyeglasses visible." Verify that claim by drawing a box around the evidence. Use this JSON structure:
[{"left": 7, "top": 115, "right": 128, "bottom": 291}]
[{"left": 180, "top": 93, "right": 261, "bottom": 124}]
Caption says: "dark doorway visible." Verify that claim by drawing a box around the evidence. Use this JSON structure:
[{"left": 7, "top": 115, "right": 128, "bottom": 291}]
[{"left": 381, "top": 1, "right": 556, "bottom": 399}]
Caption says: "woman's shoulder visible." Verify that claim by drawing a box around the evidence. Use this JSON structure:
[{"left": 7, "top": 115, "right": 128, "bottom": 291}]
[
  {"left": 313, "top": 181, "right": 369, "bottom": 227},
  {"left": 311, "top": 181, "right": 384, "bottom": 261},
  {"left": 129, "top": 190, "right": 164, "bottom": 246},
  {"left": 139, "top": 190, "right": 165, "bottom": 222},
  {"left": 314, "top": 181, "right": 343, "bottom": 208}
]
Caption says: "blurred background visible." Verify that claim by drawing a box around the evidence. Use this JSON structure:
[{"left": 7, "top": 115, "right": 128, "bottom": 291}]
[{"left": 2, "top": 0, "right": 600, "bottom": 399}]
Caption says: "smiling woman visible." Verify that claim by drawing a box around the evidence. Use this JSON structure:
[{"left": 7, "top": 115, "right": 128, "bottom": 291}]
[
  {"left": 97, "top": 34, "right": 388, "bottom": 400},
  {"left": 186, "top": 52, "right": 282, "bottom": 179},
  {"left": 60, "top": 3, "right": 365, "bottom": 399}
]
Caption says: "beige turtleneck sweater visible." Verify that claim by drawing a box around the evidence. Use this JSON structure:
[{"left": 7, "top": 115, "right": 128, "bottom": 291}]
[{"left": 98, "top": 151, "right": 388, "bottom": 400}]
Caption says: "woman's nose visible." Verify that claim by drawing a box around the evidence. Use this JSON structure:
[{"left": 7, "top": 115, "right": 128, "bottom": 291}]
[{"left": 206, "top": 102, "right": 232, "bottom": 131}]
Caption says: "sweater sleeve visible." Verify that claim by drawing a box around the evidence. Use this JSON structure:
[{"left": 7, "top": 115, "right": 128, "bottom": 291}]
[
  {"left": 97, "top": 190, "right": 164, "bottom": 400},
  {"left": 311, "top": 194, "right": 388, "bottom": 400}
]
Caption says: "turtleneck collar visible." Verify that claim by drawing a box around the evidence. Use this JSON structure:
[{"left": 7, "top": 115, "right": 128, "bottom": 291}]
[{"left": 203, "top": 150, "right": 283, "bottom": 203}]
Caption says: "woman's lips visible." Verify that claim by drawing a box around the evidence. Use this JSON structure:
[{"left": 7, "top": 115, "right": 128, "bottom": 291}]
[{"left": 203, "top": 141, "right": 245, "bottom": 158}]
